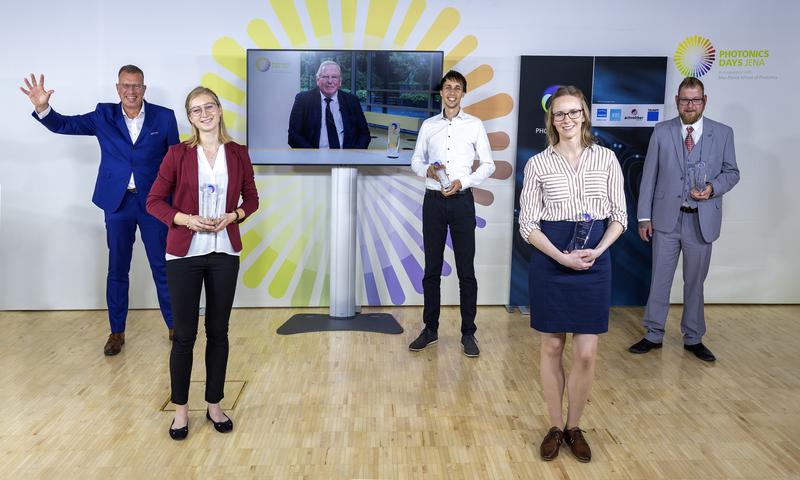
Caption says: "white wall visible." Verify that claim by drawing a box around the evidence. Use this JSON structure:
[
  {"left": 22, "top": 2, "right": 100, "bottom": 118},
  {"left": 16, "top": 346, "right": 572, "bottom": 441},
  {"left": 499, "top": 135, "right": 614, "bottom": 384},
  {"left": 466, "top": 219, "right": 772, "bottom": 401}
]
[{"left": 1, "top": 0, "right": 797, "bottom": 309}]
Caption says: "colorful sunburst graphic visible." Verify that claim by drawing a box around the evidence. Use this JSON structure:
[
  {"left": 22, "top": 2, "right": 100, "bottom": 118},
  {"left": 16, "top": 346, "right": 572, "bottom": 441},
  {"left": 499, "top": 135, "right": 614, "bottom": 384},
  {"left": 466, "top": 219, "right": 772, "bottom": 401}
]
[
  {"left": 675, "top": 35, "right": 716, "bottom": 77},
  {"left": 202, "top": 1, "right": 513, "bottom": 306}
]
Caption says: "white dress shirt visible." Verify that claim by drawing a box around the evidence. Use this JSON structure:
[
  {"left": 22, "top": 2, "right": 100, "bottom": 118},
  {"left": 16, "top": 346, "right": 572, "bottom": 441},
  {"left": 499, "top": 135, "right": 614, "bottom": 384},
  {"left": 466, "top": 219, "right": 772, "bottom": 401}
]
[
  {"left": 319, "top": 91, "right": 344, "bottom": 148},
  {"left": 410, "top": 109, "right": 495, "bottom": 190},
  {"left": 122, "top": 104, "right": 145, "bottom": 189},
  {"left": 166, "top": 146, "right": 238, "bottom": 260}
]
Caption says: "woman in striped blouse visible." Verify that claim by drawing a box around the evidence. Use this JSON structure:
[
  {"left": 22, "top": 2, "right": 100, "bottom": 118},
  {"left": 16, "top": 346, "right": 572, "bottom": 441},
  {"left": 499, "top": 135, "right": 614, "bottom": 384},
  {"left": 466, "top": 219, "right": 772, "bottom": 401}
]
[{"left": 518, "top": 86, "right": 627, "bottom": 463}]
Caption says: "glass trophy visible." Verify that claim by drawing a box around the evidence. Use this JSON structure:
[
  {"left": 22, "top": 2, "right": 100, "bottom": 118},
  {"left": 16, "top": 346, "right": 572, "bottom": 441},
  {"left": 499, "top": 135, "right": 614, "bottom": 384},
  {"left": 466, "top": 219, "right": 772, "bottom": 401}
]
[
  {"left": 566, "top": 212, "right": 594, "bottom": 252},
  {"left": 433, "top": 162, "right": 451, "bottom": 189},
  {"left": 200, "top": 183, "right": 222, "bottom": 231},
  {"left": 690, "top": 161, "right": 707, "bottom": 194},
  {"left": 387, "top": 122, "right": 400, "bottom": 158}
]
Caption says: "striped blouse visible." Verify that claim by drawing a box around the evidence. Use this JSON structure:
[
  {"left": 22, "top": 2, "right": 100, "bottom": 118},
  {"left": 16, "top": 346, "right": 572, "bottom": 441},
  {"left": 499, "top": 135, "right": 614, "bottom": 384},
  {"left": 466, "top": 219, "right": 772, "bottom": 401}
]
[{"left": 518, "top": 144, "right": 627, "bottom": 243}]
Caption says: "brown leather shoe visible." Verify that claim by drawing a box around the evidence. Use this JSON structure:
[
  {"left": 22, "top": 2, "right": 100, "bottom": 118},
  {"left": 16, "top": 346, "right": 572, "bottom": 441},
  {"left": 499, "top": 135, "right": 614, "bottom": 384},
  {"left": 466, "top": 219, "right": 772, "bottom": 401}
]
[
  {"left": 103, "top": 332, "right": 125, "bottom": 356},
  {"left": 169, "top": 328, "right": 174, "bottom": 341},
  {"left": 540, "top": 426, "right": 564, "bottom": 461},
  {"left": 564, "top": 427, "right": 591, "bottom": 462}
]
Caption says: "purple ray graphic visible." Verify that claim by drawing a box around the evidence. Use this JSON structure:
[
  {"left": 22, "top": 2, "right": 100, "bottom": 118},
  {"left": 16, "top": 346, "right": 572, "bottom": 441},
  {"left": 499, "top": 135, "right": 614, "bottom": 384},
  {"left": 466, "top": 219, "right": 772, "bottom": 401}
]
[
  {"left": 360, "top": 196, "right": 406, "bottom": 305},
  {"left": 357, "top": 221, "right": 381, "bottom": 305}
]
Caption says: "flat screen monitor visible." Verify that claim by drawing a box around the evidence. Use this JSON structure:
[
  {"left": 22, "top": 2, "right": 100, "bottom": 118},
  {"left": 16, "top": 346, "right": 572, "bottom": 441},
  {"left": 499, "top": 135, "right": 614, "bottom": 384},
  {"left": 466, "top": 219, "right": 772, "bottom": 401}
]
[{"left": 246, "top": 49, "right": 443, "bottom": 165}]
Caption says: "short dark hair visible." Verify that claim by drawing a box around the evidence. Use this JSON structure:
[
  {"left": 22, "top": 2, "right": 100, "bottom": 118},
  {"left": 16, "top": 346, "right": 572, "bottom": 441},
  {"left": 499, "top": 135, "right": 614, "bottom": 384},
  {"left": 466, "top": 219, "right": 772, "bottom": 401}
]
[
  {"left": 438, "top": 70, "right": 467, "bottom": 93},
  {"left": 118, "top": 64, "right": 144, "bottom": 80},
  {"left": 678, "top": 76, "right": 704, "bottom": 95}
]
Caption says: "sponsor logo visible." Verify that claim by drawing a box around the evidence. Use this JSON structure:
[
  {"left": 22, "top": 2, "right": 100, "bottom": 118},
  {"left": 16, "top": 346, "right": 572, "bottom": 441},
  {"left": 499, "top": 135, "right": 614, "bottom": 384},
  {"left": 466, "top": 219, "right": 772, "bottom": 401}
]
[
  {"left": 255, "top": 56, "right": 272, "bottom": 72},
  {"left": 647, "top": 109, "right": 659, "bottom": 121},
  {"left": 540, "top": 85, "right": 561, "bottom": 112},
  {"left": 610, "top": 109, "right": 622, "bottom": 121},
  {"left": 596, "top": 108, "right": 608, "bottom": 119}
]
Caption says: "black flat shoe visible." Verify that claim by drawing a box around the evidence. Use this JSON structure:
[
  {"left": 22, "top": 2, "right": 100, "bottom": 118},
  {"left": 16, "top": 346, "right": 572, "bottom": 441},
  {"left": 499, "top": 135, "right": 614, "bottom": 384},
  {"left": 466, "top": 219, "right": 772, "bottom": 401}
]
[
  {"left": 206, "top": 410, "right": 233, "bottom": 433},
  {"left": 169, "top": 418, "right": 188, "bottom": 440}
]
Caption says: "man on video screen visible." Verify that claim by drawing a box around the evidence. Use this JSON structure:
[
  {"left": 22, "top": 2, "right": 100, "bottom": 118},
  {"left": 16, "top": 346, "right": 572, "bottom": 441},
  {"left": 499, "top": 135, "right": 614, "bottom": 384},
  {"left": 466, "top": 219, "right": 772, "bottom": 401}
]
[{"left": 288, "top": 60, "right": 371, "bottom": 149}]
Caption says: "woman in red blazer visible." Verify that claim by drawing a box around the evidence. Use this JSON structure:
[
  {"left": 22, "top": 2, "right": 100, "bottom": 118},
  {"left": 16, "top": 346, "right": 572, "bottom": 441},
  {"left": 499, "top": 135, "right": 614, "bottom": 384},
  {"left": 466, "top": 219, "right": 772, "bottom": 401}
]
[{"left": 146, "top": 87, "right": 258, "bottom": 440}]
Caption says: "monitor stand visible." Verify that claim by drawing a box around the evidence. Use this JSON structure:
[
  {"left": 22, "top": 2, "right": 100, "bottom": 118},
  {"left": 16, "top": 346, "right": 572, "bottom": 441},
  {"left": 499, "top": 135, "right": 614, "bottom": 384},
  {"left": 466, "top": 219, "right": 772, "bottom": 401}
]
[{"left": 277, "top": 167, "right": 404, "bottom": 335}]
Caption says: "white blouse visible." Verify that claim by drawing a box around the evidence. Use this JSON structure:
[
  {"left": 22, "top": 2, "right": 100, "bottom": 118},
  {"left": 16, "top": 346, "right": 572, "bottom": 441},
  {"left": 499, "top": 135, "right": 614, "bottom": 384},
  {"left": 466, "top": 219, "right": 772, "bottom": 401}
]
[
  {"left": 166, "top": 146, "right": 239, "bottom": 260},
  {"left": 518, "top": 144, "right": 627, "bottom": 243}
]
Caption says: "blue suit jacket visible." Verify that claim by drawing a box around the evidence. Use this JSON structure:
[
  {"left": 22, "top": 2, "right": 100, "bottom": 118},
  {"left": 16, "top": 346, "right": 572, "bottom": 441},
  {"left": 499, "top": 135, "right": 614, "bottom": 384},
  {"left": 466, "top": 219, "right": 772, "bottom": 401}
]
[
  {"left": 287, "top": 88, "right": 371, "bottom": 149},
  {"left": 34, "top": 100, "right": 179, "bottom": 212},
  {"left": 638, "top": 116, "right": 740, "bottom": 243}
]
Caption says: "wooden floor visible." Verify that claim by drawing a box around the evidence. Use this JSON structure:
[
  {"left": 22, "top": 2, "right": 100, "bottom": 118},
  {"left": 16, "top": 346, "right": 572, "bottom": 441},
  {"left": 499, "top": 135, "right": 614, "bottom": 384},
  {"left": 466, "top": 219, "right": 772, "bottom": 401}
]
[{"left": 1, "top": 305, "right": 798, "bottom": 479}]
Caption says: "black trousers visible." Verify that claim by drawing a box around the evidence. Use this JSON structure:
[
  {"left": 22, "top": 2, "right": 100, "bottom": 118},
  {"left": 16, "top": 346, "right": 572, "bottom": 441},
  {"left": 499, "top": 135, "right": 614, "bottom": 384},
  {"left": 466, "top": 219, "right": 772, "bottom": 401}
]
[
  {"left": 422, "top": 189, "right": 478, "bottom": 335},
  {"left": 166, "top": 252, "right": 239, "bottom": 405}
]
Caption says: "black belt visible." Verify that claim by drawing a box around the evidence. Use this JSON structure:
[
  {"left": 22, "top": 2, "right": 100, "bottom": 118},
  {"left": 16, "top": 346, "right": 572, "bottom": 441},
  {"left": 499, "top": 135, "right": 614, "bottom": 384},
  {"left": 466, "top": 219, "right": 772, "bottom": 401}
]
[
  {"left": 680, "top": 206, "right": 698, "bottom": 213},
  {"left": 426, "top": 187, "right": 471, "bottom": 198}
]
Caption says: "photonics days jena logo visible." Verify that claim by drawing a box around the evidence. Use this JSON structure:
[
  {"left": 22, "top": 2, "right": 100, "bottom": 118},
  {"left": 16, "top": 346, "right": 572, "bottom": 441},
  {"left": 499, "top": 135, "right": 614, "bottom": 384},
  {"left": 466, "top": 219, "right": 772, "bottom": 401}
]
[{"left": 674, "top": 34, "right": 775, "bottom": 81}]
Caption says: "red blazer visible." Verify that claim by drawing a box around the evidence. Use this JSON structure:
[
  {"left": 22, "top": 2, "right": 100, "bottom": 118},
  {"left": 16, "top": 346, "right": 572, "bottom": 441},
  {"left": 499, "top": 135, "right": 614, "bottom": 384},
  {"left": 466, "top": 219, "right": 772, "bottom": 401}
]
[{"left": 146, "top": 142, "right": 259, "bottom": 257}]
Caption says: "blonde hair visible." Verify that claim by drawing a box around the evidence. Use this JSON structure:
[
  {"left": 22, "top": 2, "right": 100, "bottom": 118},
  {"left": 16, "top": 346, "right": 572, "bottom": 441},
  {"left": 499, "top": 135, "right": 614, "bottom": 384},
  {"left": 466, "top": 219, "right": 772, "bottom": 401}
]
[
  {"left": 183, "top": 86, "right": 233, "bottom": 147},
  {"left": 544, "top": 85, "right": 595, "bottom": 148}
]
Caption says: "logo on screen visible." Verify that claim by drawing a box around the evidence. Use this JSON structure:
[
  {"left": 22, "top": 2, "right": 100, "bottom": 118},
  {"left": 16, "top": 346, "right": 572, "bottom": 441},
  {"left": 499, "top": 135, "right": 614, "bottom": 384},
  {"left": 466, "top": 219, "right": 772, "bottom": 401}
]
[
  {"left": 596, "top": 108, "right": 607, "bottom": 119},
  {"left": 255, "top": 56, "right": 272, "bottom": 72},
  {"left": 675, "top": 35, "right": 716, "bottom": 77},
  {"left": 647, "top": 109, "right": 660, "bottom": 121},
  {"left": 540, "top": 85, "right": 561, "bottom": 112},
  {"left": 630, "top": 108, "right": 638, "bottom": 116},
  {"left": 610, "top": 109, "right": 622, "bottom": 121}
]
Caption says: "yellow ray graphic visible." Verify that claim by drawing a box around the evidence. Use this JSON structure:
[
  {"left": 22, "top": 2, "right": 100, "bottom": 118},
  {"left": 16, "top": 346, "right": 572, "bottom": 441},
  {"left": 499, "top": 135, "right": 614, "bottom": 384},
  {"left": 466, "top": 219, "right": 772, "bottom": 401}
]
[
  {"left": 463, "top": 93, "right": 514, "bottom": 122},
  {"left": 269, "top": 203, "right": 324, "bottom": 298},
  {"left": 212, "top": 37, "right": 246, "bottom": 81},
  {"left": 364, "top": 0, "right": 399, "bottom": 48},
  {"left": 222, "top": 109, "right": 245, "bottom": 136},
  {"left": 305, "top": 0, "right": 333, "bottom": 47},
  {"left": 247, "top": 19, "right": 281, "bottom": 48},
  {"left": 244, "top": 224, "right": 297, "bottom": 288},
  {"left": 271, "top": 0, "right": 308, "bottom": 47},
  {"left": 392, "top": 0, "right": 425, "bottom": 48},
  {"left": 291, "top": 239, "right": 325, "bottom": 306},
  {"left": 464, "top": 64, "right": 492, "bottom": 91},
  {"left": 241, "top": 179, "right": 303, "bottom": 260},
  {"left": 341, "top": 0, "right": 357, "bottom": 47},
  {"left": 444, "top": 36, "right": 478, "bottom": 71},
  {"left": 201, "top": 73, "right": 244, "bottom": 105},
  {"left": 416, "top": 7, "right": 459, "bottom": 50}
]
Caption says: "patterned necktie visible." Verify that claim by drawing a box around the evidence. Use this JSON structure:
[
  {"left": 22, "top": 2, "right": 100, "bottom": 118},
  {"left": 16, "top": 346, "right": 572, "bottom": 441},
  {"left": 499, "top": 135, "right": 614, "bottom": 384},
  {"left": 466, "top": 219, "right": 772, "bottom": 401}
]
[
  {"left": 324, "top": 97, "right": 340, "bottom": 149},
  {"left": 685, "top": 126, "right": 695, "bottom": 153}
]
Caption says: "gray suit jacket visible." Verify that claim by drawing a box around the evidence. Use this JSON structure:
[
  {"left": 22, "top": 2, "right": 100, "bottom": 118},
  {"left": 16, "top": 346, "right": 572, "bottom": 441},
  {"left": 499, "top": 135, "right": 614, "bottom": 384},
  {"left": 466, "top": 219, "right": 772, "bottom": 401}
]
[{"left": 638, "top": 116, "right": 740, "bottom": 243}]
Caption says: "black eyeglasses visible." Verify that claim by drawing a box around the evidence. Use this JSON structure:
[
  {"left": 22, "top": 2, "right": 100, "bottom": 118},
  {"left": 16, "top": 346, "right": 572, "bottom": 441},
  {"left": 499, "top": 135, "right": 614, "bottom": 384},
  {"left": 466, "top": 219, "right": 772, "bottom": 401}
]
[
  {"left": 678, "top": 97, "right": 704, "bottom": 106},
  {"left": 552, "top": 109, "right": 583, "bottom": 121}
]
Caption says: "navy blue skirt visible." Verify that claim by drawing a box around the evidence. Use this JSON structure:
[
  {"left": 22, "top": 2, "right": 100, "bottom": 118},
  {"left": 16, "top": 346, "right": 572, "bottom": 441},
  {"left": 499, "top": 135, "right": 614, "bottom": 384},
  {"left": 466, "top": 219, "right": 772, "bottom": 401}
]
[{"left": 529, "top": 220, "right": 611, "bottom": 334}]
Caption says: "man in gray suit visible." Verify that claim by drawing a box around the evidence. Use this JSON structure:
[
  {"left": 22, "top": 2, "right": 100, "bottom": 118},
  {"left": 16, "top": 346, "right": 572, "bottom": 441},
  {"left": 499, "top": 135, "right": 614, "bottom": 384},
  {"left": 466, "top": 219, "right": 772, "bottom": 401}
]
[{"left": 628, "top": 77, "right": 740, "bottom": 362}]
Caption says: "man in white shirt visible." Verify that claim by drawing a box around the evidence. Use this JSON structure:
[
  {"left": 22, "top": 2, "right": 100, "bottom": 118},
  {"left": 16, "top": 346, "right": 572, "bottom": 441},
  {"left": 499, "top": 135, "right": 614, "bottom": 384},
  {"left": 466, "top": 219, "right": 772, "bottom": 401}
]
[
  {"left": 629, "top": 77, "right": 740, "bottom": 362},
  {"left": 408, "top": 70, "right": 495, "bottom": 357}
]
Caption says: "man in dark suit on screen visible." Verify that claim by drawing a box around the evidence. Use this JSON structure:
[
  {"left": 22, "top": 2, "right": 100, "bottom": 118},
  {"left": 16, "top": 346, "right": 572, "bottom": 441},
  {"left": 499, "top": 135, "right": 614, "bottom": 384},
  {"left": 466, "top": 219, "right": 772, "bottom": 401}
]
[{"left": 288, "top": 60, "right": 371, "bottom": 149}]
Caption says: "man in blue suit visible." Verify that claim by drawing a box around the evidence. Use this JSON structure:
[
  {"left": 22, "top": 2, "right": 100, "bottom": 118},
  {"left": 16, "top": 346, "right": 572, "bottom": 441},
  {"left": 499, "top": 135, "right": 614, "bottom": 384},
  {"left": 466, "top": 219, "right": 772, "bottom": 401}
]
[
  {"left": 288, "top": 60, "right": 371, "bottom": 149},
  {"left": 629, "top": 77, "right": 740, "bottom": 362},
  {"left": 20, "top": 66, "right": 179, "bottom": 356}
]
